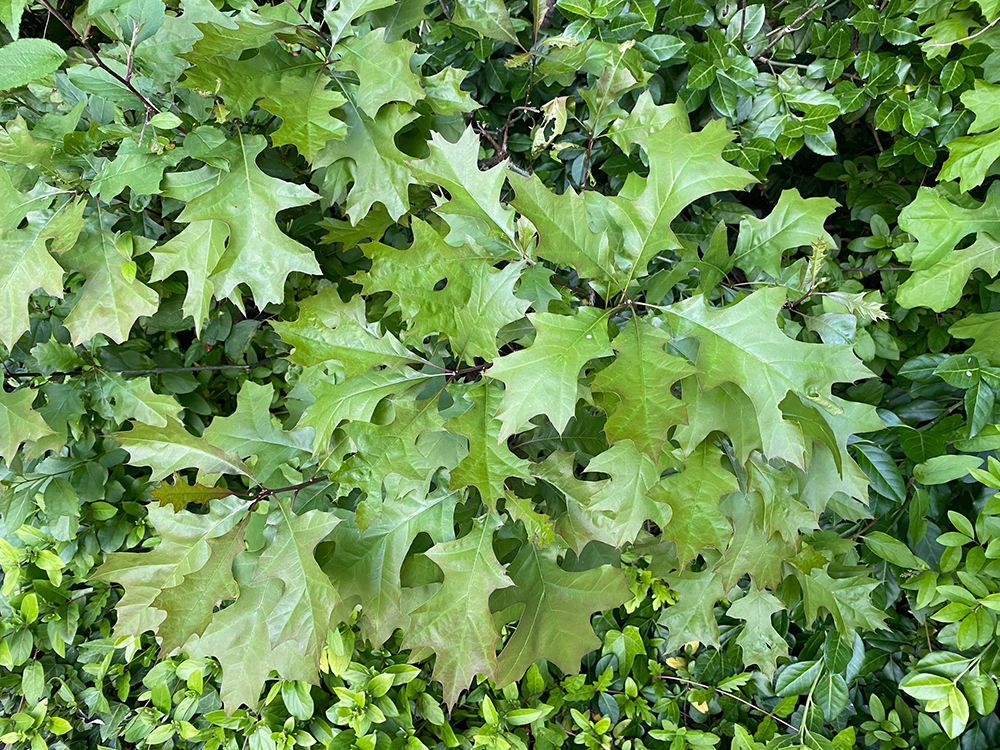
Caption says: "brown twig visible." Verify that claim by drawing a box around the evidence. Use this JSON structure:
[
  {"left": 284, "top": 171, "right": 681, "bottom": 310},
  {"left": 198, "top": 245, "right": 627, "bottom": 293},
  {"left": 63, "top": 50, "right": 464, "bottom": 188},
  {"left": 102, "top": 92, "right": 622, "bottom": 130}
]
[{"left": 654, "top": 675, "right": 797, "bottom": 731}]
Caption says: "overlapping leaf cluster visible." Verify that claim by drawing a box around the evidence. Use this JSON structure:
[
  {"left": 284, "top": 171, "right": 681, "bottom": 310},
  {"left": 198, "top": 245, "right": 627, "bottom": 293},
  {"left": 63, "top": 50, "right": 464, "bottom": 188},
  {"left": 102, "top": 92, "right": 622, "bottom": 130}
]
[{"left": 6, "top": 0, "right": 1000, "bottom": 748}]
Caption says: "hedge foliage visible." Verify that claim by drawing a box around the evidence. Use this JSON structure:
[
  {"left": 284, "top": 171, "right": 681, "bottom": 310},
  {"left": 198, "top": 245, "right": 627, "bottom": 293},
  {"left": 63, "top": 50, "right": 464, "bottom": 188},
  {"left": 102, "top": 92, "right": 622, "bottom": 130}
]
[{"left": 4, "top": 0, "right": 1000, "bottom": 748}]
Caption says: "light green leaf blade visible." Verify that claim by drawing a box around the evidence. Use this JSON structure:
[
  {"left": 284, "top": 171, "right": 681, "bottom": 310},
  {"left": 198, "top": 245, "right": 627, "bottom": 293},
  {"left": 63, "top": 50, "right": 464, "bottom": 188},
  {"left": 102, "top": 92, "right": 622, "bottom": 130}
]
[
  {"left": 92, "top": 496, "right": 249, "bottom": 642},
  {"left": 727, "top": 586, "right": 788, "bottom": 676},
  {"left": 401, "top": 515, "right": 513, "bottom": 705},
  {"left": 408, "top": 128, "right": 517, "bottom": 246},
  {"left": 446, "top": 380, "right": 532, "bottom": 508},
  {"left": 659, "top": 569, "right": 725, "bottom": 651},
  {"left": 252, "top": 501, "right": 341, "bottom": 659},
  {"left": 654, "top": 441, "right": 739, "bottom": 565},
  {"left": 664, "top": 288, "right": 872, "bottom": 466},
  {"left": 897, "top": 233, "right": 1000, "bottom": 311},
  {"left": 114, "top": 419, "right": 252, "bottom": 482},
  {"left": 60, "top": 229, "right": 159, "bottom": 345},
  {"left": 732, "top": 188, "right": 839, "bottom": 277},
  {"left": 204, "top": 382, "right": 313, "bottom": 482},
  {"left": 93, "top": 372, "right": 183, "bottom": 428},
  {"left": 452, "top": 0, "right": 520, "bottom": 44},
  {"left": 177, "top": 132, "right": 320, "bottom": 309},
  {"left": 492, "top": 543, "right": 630, "bottom": 686},
  {"left": 0, "top": 217, "right": 67, "bottom": 350},
  {"left": 490, "top": 307, "right": 612, "bottom": 440},
  {"left": 0, "top": 38, "right": 66, "bottom": 90},
  {"left": 591, "top": 318, "right": 694, "bottom": 458},
  {"left": 337, "top": 32, "right": 424, "bottom": 118},
  {"left": 149, "top": 220, "right": 229, "bottom": 335},
  {"left": 0, "top": 388, "right": 56, "bottom": 464},
  {"left": 260, "top": 73, "right": 347, "bottom": 163},
  {"left": 326, "top": 489, "right": 460, "bottom": 645},
  {"left": 585, "top": 440, "right": 670, "bottom": 548}
]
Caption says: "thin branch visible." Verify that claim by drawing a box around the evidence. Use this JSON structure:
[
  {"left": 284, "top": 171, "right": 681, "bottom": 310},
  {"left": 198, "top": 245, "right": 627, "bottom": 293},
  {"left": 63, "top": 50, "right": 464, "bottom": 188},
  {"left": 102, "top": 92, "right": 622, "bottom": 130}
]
[
  {"left": 654, "top": 676, "right": 797, "bottom": 731},
  {"left": 844, "top": 266, "right": 908, "bottom": 272},
  {"left": 2, "top": 354, "right": 288, "bottom": 380},
  {"left": 36, "top": 0, "right": 185, "bottom": 131},
  {"left": 125, "top": 22, "right": 140, "bottom": 82},
  {"left": 756, "top": 1, "right": 823, "bottom": 58}
]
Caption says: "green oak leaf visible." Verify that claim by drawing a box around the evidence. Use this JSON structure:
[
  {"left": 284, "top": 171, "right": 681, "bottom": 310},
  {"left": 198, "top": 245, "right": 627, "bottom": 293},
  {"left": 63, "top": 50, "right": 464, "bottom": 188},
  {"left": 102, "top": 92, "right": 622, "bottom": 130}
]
[
  {"left": 510, "top": 119, "right": 753, "bottom": 295},
  {"left": 653, "top": 441, "right": 738, "bottom": 565},
  {"left": 533, "top": 452, "right": 618, "bottom": 552},
  {"left": 149, "top": 220, "right": 229, "bottom": 336},
  {"left": 92, "top": 496, "right": 248, "bottom": 643},
  {"left": 300, "top": 368, "right": 432, "bottom": 453},
  {"left": 184, "top": 554, "right": 316, "bottom": 711},
  {"left": 335, "top": 388, "right": 464, "bottom": 509},
  {"left": 951, "top": 312, "right": 1000, "bottom": 366},
  {"left": 492, "top": 543, "right": 630, "bottom": 686},
  {"left": 659, "top": 569, "right": 725, "bottom": 652},
  {"left": 0, "top": 387, "right": 56, "bottom": 463},
  {"left": 401, "top": 515, "right": 513, "bottom": 705},
  {"left": 451, "top": 0, "right": 520, "bottom": 44},
  {"left": 337, "top": 31, "right": 424, "bottom": 118},
  {"left": 607, "top": 90, "right": 688, "bottom": 152},
  {"left": 0, "top": 165, "right": 59, "bottom": 230},
  {"left": 325, "top": 489, "right": 460, "bottom": 645},
  {"left": 0, "top": 214, "right": 68, "bottom": 350},
  {"left": 603, "top": 119, "right": 754, "bottom": 291},
  {"left": 422, "top": 68, "right": 479, "bottom": 116},
  {"left": 489, "top": 307, "right": 612, "bottom": 440},
  {"left": 732, "top": 189, "right": 839, "bottom": 277},
  {"left": 315, "top": 101, "right": 418, "bottom": 222},
  {"left": 154, "top": 521, "right": 247, "bottom": 654},
  {"left": 939, "top": 82, "right": 1000, "bottom": 191},
  {"left": 897, "top": 234, "right": 1000, "bottom": 311},
  {"left": 251, "top": 501, "right": 341, "bottom": 662},
  {"left": 260, "top": 73, "right": 347, "bottom": 163},
  {"left": 446, "top": 381, "right": 532, "bottom": 508},
  {"left": 59, "top": 229, "right": 158, "bottom": 345},
  {"left": 324, "top": 0, "right": 396, "bottom": 44},
  {"left": 715, "top": 490, "right": 795, "bottom": 591},
  {"left": 177, "top": 132, "right": 320, "bottom": 309},
  {"left": 203, "top": 382, "right": 313, "bottom": 483},
  {"left": 272, "top": 296, "right": 421, "bottom": 376},
  {"left": 897, "top": 185, "right": 1000, "bottom": 271},
  {"left": 407, "top": 128, "right": 516, "bottom": 246},
  {"left": 114, "top": 419, "right": 252, "bottom": 482},
  {"left": 182, "top": 42, "right": 312, "bottom": 119},
  {"left": 360, "top": 219, "right": 528, "bottom": 360},
  {"left": 585, "top": 440, "right": 671, "bottom": 547},
  {"left": 939, "top": 129, "right": 1000, "bottom": 193},
  {"left": 795, "top": 564, "right": 888, "bottom": 637},
  {"left": 93, "top": 372, "right": 183, "bottom": 428},
  {"left": 727, "top": 586, "right": 788, "bottom": 676},
  {"left": 591, "top": 318, "right": 694, "bottom": 459},
  {"left": 90, "top": 138, "right": 184, "bottom": 200},
  {"left": 664, "top": 288, "right": 872, "bottom": 467},
  {"left": 674, "top": 381, "right": 762, "bottom": 464}
]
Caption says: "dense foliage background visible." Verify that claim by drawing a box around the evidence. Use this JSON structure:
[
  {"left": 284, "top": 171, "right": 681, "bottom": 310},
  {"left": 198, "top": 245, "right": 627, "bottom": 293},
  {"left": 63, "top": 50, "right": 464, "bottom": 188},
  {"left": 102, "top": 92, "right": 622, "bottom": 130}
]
[{"left": 4, "top": 0, "right": 1000, "bottom": 747}]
